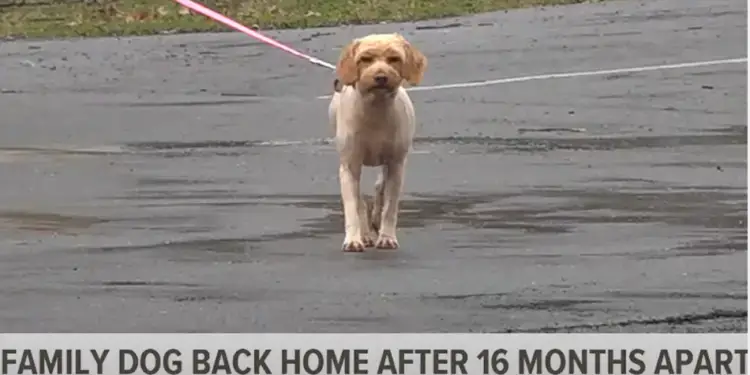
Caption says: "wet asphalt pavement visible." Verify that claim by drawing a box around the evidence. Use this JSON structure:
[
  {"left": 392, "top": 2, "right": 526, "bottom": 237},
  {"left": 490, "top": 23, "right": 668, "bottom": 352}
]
[{"left": 0, "top": 0, "right": 747, "bottom": 332}]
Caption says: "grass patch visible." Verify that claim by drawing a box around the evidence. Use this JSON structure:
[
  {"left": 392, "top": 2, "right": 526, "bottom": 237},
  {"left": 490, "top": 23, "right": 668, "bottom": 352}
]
[{"left": 1, "top": 0, "right": 599, "bottom": 39}]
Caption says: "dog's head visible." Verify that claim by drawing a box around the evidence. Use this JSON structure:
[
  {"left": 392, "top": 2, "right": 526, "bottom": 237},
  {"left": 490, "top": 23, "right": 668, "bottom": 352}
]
[{"left": 335, "top": 33, "right": 427, "bottom": 95}]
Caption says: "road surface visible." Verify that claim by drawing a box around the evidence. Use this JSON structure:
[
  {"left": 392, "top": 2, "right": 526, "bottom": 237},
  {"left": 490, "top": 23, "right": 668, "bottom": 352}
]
[{"left": 0, "top": 0, "right": 746, "bottom": 332}]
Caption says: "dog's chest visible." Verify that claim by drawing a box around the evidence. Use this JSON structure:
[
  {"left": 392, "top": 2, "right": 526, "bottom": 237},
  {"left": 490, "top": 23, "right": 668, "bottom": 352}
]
[
  {"left": 350, "top": 127, "right": 407, "bottom": 166},
  {"left": 361, "top": 141, "right": 395, "bottom": 166}
]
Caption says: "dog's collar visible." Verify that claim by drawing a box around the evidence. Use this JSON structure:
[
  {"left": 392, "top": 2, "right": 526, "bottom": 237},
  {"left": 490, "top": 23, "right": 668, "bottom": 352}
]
[{"left": 333, "top": 78, "right": 345, "bottom": 93}]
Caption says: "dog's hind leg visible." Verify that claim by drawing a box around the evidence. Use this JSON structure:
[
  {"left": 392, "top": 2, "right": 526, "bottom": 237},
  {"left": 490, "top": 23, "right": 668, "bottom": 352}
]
[
  {"left": 371, "top": 170, "right": 385, "bottom": 235},
  {"left": 359, "top": 194, "right": 376, "bottom": 247}
]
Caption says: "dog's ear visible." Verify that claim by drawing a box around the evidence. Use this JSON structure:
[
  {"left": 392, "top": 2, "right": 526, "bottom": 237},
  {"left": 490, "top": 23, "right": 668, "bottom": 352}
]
[
  {"left": 402, "top": 40, "right": 427, "bottom": 86},
  {"left": 336, "top": 40, "right": 360, "bottom": 86}
]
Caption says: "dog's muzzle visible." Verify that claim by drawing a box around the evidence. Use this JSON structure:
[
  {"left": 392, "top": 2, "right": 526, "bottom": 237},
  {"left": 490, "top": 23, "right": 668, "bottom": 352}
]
[{"left": 374, "top": 75, "right": 388, "bottom": 86}]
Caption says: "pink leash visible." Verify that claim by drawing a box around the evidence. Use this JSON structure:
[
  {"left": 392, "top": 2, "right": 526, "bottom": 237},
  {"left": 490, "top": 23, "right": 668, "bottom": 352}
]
[{"left": 174, "top": 0, "right": 337, "bottom": 71}]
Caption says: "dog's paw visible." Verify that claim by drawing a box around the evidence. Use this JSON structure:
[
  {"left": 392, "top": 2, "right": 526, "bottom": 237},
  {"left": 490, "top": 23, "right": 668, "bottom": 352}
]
[
  {"left": 362, "top": 234, "right": 376, "bottom": 248},
  {"left": 375, "top": 234, "right": 399, "bottom": 250},
  {"left": 342, "top": 238, "right": 366, "bottom": 252}
]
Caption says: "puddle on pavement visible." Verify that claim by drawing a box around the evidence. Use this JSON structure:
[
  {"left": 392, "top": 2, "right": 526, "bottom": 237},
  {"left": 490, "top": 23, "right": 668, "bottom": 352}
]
[
  {"left": 2, "top": 123, "right": 744, "bottom": 262},
  {"left": 53, "top": 182, "right": 745, "bottom": 262},
  {"left": 0, "top": 123, "right": 742, "bottom": 163},
  {"left": 117, "top": 123, "right": 746, "bottom": 157},
  {"left": 0, "top": 146, "right": 131, "bottom": 164},
  {"left": 0, "top": 211, "right": 107, "bottom": 233}
]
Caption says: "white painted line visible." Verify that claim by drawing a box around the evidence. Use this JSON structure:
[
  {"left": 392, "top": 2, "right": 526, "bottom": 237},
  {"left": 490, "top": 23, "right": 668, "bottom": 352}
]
[{"left": 316, "top": 57, "right": 747, "bottom": 99}]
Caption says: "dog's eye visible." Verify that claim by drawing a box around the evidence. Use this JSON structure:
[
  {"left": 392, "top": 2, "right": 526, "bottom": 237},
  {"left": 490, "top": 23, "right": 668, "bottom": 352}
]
[
  {"left": 387, "top": 56, "right": 401, "bottom": 64},
  {"left": 359, "top": 56, "right": 373, "bottom": 64}
]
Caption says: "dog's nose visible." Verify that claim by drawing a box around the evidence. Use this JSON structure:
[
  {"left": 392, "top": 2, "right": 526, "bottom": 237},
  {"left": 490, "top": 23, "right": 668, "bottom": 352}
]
[{"left": 374, "top": 75, "right": 388, "bottom": 85}]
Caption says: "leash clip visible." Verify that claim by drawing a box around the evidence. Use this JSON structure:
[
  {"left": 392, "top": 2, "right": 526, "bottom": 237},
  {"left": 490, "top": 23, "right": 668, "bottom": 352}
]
[{"left": 308, "top": 57, "right": 336, "bottom": 70}]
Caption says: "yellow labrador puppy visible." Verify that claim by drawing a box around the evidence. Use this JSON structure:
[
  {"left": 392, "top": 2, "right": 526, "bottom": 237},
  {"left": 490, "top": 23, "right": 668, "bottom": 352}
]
[{"left": 328, "top": 33, "right": 427, "bottom": 252}]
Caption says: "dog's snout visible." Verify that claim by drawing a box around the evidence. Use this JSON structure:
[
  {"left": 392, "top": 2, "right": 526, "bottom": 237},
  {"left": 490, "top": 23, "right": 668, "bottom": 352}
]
[{"left": 374, "top": 75, "right": 388, "bottom": 85}]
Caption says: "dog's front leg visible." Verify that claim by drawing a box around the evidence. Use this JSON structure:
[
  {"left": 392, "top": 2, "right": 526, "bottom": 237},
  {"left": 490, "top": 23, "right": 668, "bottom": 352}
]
[
  {"left": 339, "top": 162, "right": 366, "bottom": 252},
  {"left": 375, "top": 160, "right": 405, "bottom": 249}
]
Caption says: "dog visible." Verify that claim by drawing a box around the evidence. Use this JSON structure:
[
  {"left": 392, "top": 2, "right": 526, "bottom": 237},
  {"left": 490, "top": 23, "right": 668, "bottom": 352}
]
[{"left": 327, "top": 33, "right": 427, "bottom": 252}]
